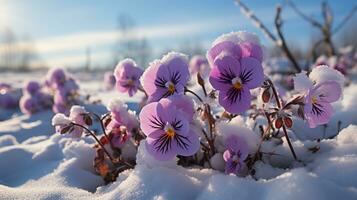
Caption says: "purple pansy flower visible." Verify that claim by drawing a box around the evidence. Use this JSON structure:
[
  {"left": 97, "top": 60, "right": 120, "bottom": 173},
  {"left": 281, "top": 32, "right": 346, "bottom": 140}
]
[
  {"left": 208, "top": 32, "right": 264, "bottom": 114},
  {"left": 142, "top": 52, "right": 190, "bottom": 102},
  {"left": 114, "top": 59, "right": 143, "bottom": 97},
  {"left": 304, "top": 81, "right": 342, "bottom": 128},
  {"left": 139, "top": 97, "right": 199, "bottom": 161},
  {"left": 209, "top": 54, "right": 264, "bottom": 114},
  {"left": 223, "top": 134, "right": 248, "bottom": 174}
]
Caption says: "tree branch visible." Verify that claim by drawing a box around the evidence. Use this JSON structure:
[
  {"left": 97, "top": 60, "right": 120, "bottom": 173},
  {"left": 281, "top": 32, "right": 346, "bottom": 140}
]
[{"left": 274, "top": 6, "right": 302, "bottom": 73}]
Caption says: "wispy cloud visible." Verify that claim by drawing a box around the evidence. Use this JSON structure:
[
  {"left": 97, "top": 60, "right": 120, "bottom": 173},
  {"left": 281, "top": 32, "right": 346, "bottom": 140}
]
[{"left": 1, "top": 15, "right": 242, "bottom": 67}]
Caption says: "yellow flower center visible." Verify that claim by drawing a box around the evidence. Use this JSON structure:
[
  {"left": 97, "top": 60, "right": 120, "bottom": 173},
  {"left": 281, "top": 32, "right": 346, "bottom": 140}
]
[
  {"left": 165, "top": 82, "right": 175, "bottom": 94},
  {"left": 127, "top": 79, "right": 134, "bottom": 86},
  {"left": 164, "top": 123, "right": 176, "bottom": 139},
  {"left": 312, "top": 96, "right": 318, "bottom": 104},
  {"left": 166, "top": 127, "right": 175, "bottom": 138},
  {"left": 232, "top": 77, "right": 243, "bottom": 90}
]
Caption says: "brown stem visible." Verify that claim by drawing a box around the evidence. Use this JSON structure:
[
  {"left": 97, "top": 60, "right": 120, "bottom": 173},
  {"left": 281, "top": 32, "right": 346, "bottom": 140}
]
[
  {"left": 267, "top": 79, "right": 298, "bottom": 160},
  {"left": 72, "top": 123, "right": 116, "bottom": 165},
  {"left": 184, "top": 88, "right": 204, "bottom": 103},
  {"left": 138, "top": 85, "right": 148, "bottom": 98},
  {"left": 267, "top": 79, "right": 281, "bottom": 109},
  {"left": 91, "top": 112, "right": 113, "bottom": 148},
  {"left": 282, "top": 125, "right": 298, "bottom": 160}
]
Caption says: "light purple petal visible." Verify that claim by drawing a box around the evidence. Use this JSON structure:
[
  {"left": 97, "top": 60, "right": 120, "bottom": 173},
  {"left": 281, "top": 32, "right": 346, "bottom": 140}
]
[
  {"left": 142, "top": 60, "right": 164, "bottom": 95},
  {"left": 165, "top": 56, "right": 190, "bottom": 87},
  {"left": 146, "top": 137, "right": 177, "bottom": 161},
  {"left": 314, "top": 81, "right": 342, "bottom": 103},
  {"left": 240, "top": 57, "right": 264, "bottom": 89},
  {"left": 219, "top": 87, "right": 251, "bottom": 114},
  {"left": 166, "top": 95, "right": 195, "bottom": 120},
  {"left": 304, "top": 102, "right": 333, "bottom": 128},
  {"left": 207, "top": 41, "right": 242, "bottom": 65},
  {"left": 240, "top": 42, "right": 263, "bottom": 62},
  {"left": 139, "top": 102, "right": 168, "bottom": 136},
  {"left": 176, "top": 129, "right": 200, "bottom": 156}
]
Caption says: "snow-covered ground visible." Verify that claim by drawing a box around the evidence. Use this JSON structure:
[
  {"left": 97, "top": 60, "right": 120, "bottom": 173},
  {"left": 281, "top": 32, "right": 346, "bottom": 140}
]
[{"left": 1, "top": 71, "right": 357, "bottom": 200}]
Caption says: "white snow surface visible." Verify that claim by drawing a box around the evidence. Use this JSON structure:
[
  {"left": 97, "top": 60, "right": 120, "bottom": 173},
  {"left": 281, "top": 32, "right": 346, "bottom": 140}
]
[{"left": 0, "top": 71, "right": 357, "bottom": 200}]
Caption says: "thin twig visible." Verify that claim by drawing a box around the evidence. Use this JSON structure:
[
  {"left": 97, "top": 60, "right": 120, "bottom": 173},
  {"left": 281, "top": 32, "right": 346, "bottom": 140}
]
[
  {"left": 72, "top": 123, "right": 116, "bottom": 165},
  {"left": 282, "top": 125, "right": 298, "bottom": 160},
  {"left": 333, "top": 5, "right": 357, "bottom": 34},
  {"left": 235, "top": 0, "right": 278, "bottom": 43},
  {"left": 274, "top": 5, "right": 302, "bottom": 73},
  {"left": 91, "top": 112, "right": 113, "bottom": 148},
  {"left": 286, "top": 0, "right": 323, "bottom": 29},
  {"left": 184, "top": 88, "right": 204, "bottom": 103}
]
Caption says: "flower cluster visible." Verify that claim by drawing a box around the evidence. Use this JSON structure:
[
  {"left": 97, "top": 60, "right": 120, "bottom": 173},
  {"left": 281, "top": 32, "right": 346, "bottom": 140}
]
[
  {"left": 46, "top": 68, "right": 80, "bottom": 114},
  {"left": 52, "top": 30, "right": 347, "bottom": 183},
  {"left": 19, "top": 81, "right": 52, "bottom": 114},
  {"left": 208, "top": 31, "right": 264, "bottom": 114}
]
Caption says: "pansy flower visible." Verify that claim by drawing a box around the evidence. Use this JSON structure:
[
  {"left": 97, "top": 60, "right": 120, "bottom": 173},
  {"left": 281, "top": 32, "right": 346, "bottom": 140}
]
[
  {"left": 208, "top": 32, "right": 264, "bottom": 114},
  {"left": 223, "top": 134, "right": 248, "bottom": 174},
  {"left": 293, "top": 68, "right": 343, "bottom": 128},
  {"left": 114, "top": 59, "right": 143, "bottom": 97},
  {"left": 303, "top": 81, "right": 342, "bottom": 128},
  {"left": 142, "top": 52, "right": 190, "bottom": 102},
  {"left": 139, "top": 97, "right": 199, "bottom": 161}
]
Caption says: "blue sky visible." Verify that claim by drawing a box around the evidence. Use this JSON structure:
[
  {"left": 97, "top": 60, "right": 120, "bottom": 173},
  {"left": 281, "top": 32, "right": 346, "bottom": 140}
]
[{"left": 0, "top": 0, "right": 355, "bottom": 68}]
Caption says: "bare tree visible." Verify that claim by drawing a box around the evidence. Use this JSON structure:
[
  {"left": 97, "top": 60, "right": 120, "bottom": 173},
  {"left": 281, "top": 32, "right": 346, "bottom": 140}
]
[
  {"left": 235, "top": 0, "right": 302, "bottom": 73},
  {"left": 287, "top": 0, "right": 357, "bottom": 58}
]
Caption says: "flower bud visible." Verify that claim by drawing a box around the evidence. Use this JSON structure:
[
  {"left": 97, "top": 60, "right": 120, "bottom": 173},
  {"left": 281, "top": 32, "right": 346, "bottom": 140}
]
[
  {"left": 275, "top": 117, "right": 283, "bottom": 129},
  {"left": 284, "top": 117, "right": 293, "bottom": 128},
  {"left": 262, "top": 89, "right": 271, "bottom": 103}
]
